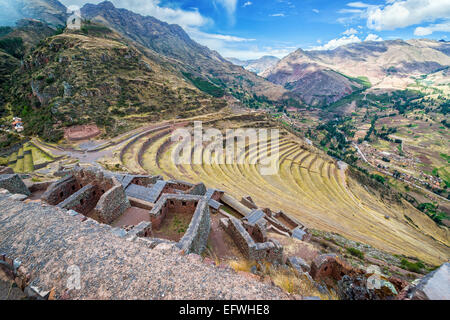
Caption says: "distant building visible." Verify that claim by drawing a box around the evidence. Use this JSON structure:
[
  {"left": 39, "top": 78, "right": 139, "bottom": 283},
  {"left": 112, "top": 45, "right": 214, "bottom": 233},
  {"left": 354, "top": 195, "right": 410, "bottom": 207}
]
[{"left": 12, "top": 117, "right": 24, "bottom": 132}]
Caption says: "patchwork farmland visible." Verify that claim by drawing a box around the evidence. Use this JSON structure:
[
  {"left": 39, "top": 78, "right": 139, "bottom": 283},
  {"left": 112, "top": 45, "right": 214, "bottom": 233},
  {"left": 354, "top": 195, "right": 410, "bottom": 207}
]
[{"left": 116, "top": 114, "right": 449, "bottom": 265}]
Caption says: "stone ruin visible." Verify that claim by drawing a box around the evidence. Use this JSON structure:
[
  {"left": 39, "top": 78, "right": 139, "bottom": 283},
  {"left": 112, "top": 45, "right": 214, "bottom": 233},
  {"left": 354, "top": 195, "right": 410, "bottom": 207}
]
[
  {"left": 27, "top": 165, "right": 308, "bottom": 262},
  {"left": 216, "top": 192, "right": 312, "bottom": 263},
  {"left": 37, "top": 166, "right": 224, "bottom": 255},
  {"left": 1, "top": 165, "right": 448, "bottom": 300},
  {"left": 41, "top": 165, "right": 130, "bottom": 224}
]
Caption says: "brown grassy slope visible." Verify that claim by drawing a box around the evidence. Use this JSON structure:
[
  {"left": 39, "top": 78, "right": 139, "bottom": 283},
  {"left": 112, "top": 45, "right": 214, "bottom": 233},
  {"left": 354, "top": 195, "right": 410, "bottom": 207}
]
[
  {"left": 6, "top": 28, "right": 226, "bottom": 137},
  {"left": 80, "top": 1, "right": 291, "bottom": 103}
]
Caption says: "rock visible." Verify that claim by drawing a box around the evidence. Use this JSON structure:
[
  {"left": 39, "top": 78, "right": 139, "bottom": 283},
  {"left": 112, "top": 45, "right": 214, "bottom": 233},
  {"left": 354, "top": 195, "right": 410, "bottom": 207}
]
[
  {"left": 337, "top": 275, "right": 398, "bottom": 300},
  {"left": 287, "top": 256, "right": 311, "bottom": 273},
  {"left": 338, "top": 275, "right": 376, "bottom": 300},
  {"left": 407, "top": 262, "right": 449, "bottom": 300},
  {"left": 8, "top": 194, "right": 28, "bottom": 201},
  {"left": 250, "top": 265, "right": 258, "bottom": 274},
  {"left": 110, "top": 227, "right": 127, "bottom": 238},
  {"left": 0, "top": 174, "right": 31, "bottom": 196},
  {"left": 0, "top": 166, "right": 14, "bottom": 174}
]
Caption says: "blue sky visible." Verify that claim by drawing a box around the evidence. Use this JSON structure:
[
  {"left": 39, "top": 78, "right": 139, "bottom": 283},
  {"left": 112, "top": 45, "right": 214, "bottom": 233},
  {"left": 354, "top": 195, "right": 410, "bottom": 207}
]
[{"left": 32, "top": 0, "right": 450, "bottom": 59}]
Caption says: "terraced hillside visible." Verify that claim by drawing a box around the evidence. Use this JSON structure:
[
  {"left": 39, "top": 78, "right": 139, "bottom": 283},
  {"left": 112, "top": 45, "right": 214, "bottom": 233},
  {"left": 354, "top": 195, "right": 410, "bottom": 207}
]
[
  {"left": 117, "top": 114, "right": 449, "bottom": 265},
  {"left": 6, "top": 142, "right": 55, "bottom": 173}
]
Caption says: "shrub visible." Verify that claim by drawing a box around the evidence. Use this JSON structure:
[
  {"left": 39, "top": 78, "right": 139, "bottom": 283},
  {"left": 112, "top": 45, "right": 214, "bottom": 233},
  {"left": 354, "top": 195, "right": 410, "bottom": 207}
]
[
  {"left": 0, "top": 37, "right": 25, "bottom": 59},
  {"left": 370, "top": 174, "right": 385, "bottom": 184},
  {"left": 400, "top": 259, "right": 423, "bottom": 273},
  {"left": 347, "top": 247, "right": 364, "bottom": 259},
  {"left": 182, "top": 72, "right": 224, "bottom": 98}
]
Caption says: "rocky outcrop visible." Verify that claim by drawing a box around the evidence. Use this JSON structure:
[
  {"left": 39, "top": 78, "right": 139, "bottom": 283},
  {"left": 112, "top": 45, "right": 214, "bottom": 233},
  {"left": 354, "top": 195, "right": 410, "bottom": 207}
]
[
  {"left": 0, "top": 174, "right": 31, "bottom": 196},
  {"left": 337, "top": 275, "right": 398, "bottom": 300},
  {"left": 401, "top": 263, "right": 449, "bottom": 300},
  {"left": 0, "top": 166, "right": 14, "bottom": 175}
]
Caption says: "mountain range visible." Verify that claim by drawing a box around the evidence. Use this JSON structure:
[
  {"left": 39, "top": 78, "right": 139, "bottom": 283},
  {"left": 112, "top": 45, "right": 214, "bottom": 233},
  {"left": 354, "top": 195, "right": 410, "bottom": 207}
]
[
  {"left": 226, "top": 56, "right": 280, "bottom": 75},
  {"left": 262, "top": 39, "right": 450, "bottom": 106},
  {"left": 0, "top": 0, "right": 449, "bottom": 134}
]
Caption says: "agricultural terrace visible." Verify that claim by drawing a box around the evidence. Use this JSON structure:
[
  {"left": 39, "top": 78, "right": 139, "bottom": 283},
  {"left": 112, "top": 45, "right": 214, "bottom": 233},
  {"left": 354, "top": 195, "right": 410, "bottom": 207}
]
[{"left": 117, "top": 114, "right": 449, "bottom": 265}]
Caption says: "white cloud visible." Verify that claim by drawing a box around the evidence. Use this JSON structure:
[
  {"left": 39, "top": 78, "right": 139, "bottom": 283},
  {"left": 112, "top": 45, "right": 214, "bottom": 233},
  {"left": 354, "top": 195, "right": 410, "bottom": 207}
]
[
  {"left": 243, "top": 1, "right": 252, "bottom": 7},
  {"left": 310, "top": 32, "right": 386, "bottom": 51},
  {"left": 215, "top": 0, "right": 238, "bottom": 15},
  {"left": 414, "top": 20, "right": 450, "bottom": 35},
  {"left": 220, "top": 46, "right": 293, "bottom": 60},
  {"left": 312, "top": 9, "right": 319, "bottom": 14},
  {"left": 270, "top": 13, "right": 286, "bottom": 17},
  {"left": 343, "top": 28, "right": 358, "bottom": 35},
  {"left": 188, "top": 29, "right": 255, "bottom": 43},
  {"left": 347, "top": 1, "right": 373, "bottom": 8},
  {"left": 365, "top": 33, "right": 383, "bottom": 41},
  {"left": 366, "top": 0, "right": 450, "bottom": 31},
  {"left": 310, "top": 35, "right": 362, "bottom": 50},
  {"left": 338, "top": 8, "right": 364, "bottom": 13}
]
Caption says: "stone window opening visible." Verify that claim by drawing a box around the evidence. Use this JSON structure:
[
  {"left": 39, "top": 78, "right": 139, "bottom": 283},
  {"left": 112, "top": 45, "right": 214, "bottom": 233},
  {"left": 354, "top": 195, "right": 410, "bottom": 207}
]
[
  {"left": 59, "top": 191, "right": 64, "bottom": 198},
  {"left": 71, "top": 185, "right": 75, "bottom": 191},
  {"left": 80, "top": 199, "right": 84, "bottom": 205},
  {"left": 182, "top": 201, "right": 187, "bottom": 206}
]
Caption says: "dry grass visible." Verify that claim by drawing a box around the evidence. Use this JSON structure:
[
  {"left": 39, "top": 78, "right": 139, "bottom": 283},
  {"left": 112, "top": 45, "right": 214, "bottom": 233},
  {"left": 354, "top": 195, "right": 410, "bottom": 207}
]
[
  {"left": 228, "top": 258, "right": 338, "bottom": 299},
  {"left": 268, "top": 264, "right": 338, "bottom": 299},
  {"left": 228, "top": 259, "right": 254, "bottom": 273}
]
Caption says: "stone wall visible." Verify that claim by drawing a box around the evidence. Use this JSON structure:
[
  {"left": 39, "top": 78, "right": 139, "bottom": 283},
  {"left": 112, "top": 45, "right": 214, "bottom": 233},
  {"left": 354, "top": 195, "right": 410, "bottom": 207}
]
[
  {"left": 309, "top": 254, "right": 356, "bottom": 282},
  {"left": 150, "top": 194, "right": 211, "bottom": 255},
  {"left": 150, "top": 194, "right": 200, "bottom": 229},
  {"left": 94, "top": 184, "right": 130, "bottom": 224},
  {"left": 162, "top": 180, "right": 194, "bottom": 194},
  {"left": 243, "top": 219, "right": 268, "bottom": 243},
  {"left": 0, "top": 174, "right": 31, "bottom": 196},
  {"left": 41, "top": 174, "right": 79, "bottom": 205},
  {"left": 176, "top": 198, "right": 210, "bottom": 255},
  {"left": 220, "top": 217, "right": 283, "bottom": 263},
  {"left": 57, "top": 184, "right": 100, "bottom": 215},
  {"left": 42, "top": 167, "right": 130, "bottom": 224}
]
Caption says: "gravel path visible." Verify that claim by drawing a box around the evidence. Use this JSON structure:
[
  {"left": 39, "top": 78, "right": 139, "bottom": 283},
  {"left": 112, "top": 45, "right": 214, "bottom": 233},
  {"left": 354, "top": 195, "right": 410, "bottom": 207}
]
[{"left": 0, "top": 194, "right": 290, "bottom": 300}]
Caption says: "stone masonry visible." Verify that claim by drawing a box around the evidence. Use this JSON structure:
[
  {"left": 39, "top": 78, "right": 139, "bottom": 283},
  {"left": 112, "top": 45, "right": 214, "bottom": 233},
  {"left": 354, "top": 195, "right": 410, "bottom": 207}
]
[{"left": 0, "top": 193, "right": 290, "bottom": 300}]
